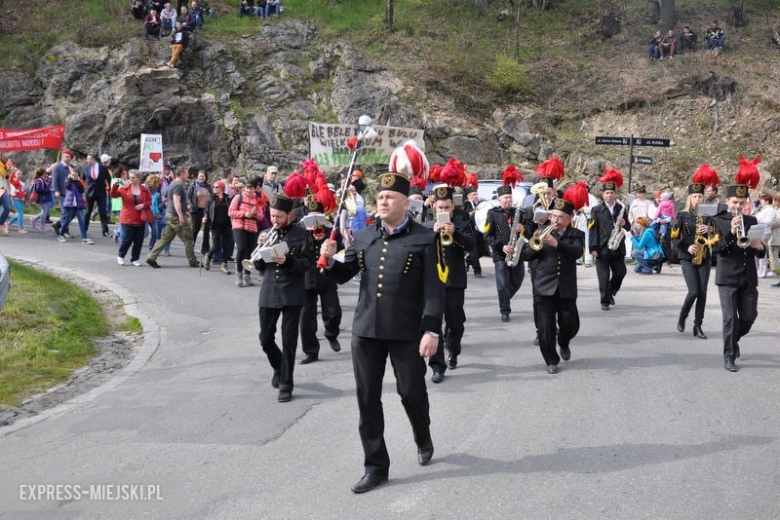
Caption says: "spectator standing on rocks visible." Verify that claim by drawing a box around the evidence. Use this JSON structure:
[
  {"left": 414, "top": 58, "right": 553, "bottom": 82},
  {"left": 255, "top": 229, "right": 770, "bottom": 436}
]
[
  {"left": 131, "top": 0, "right": 148, "bottom": 20},
  {"left": 161, "top": 2, "right": 177, "bottom": 33},
  {"left": 145, "top": 9, "right": 162, "bottom": 39},
  {"left": 239, "top": 0, "right": 254, "bottom": 17},
  {"left": 660, "top": 29, "right": 677, "bottom": 59},
  {"left": 112, "top": 171, "right": 152, "bottom": 266},
  {"left": 264, "top": 0, "right": 280, "bottom": 18},
  {"left": 165, "top": 22, "right": 190, "bottom": 68},
  {"left": 146, "top": 166, "right": 198, "bottom": 268},
  {"left": 30, "top": 168, "right": 53, "bottom": 231},
  {"left": 57, "top": 168, "right": 92, "bottom": 245},
  {"left": 705, "top": 20, "right": 725, "bottom": 54},
  {"left": 178, "top": 6, "right": 194, "bottom": 32},
  {"left": 680, "top": 25, "right": 697, "bottom": 52},
  {"left": 648, "top": 30, "right": 663, "bottom": 62},
  {"left": 190, "top": 1, "right": 204, "bottom": 29}
]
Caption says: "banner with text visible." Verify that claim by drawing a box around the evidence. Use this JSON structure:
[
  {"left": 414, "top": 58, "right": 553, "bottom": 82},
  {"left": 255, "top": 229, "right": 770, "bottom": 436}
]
[
  {"left": 139, "top": 134, "right": 164, "bottom": 172},
  {"left": 0, "top": 125, "right": 65, "bottom": 152},
  {"left": 308, "top": 123, "right": 425, "bottom": 168}
]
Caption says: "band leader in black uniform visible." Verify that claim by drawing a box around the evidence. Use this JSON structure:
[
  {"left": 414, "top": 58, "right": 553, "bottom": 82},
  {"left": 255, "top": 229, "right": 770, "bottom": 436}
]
[
  {"left": 484, "top": 183, "right": 525, "bottom": 322},
  {"left": 589, "top": 170, "right": 630, "bottom": 311},
  {"left": 256, "top": 194, "right": 314, "bottom": 403},
  {"left": 675, "top": 181, "right": 714, "bottom": 339},
  {"left": 425, "top": 186, "right": 475, "bottom": 383},
  {"left": 321, "top": 173, "right": 445, "bottom": 494},
  {"left": 299, "top": 200, "right": 342, "bottom": 365},
  {"left": 520, "top": 185, "right": 587, "bottom": 374},
  {"left": 463, "top": 185, "right": 484, "bottom": 278},
  {"left": 712, "top": 181, "right": 766, "bottom": 372}
]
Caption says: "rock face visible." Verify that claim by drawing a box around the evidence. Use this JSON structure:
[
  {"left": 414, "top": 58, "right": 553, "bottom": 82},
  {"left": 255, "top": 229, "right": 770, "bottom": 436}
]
[{"left": 0, "top": 20, "right": 546, "bottom": 179}]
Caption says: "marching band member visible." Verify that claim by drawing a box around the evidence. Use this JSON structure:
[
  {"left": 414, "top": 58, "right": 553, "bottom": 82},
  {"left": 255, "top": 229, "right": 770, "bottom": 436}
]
[
  {"left": 675, "top": 165, "right": 720, "bottom": 339},
  {"left": 484, "top": 166, "right": 526, "bottom": 322},
  {"left": 256, "top": 194, "right": 314, "bottom": 402},
  {"left": 463, "top": 184, "right": 484, "bottom": 278},
  {"left": 711, "top": 157, "right": 766, "bottom": 372},
  {"left": 425, "top": 185, "right": 475, "bottom": 382},
  {"left": 589, "top": 169, "right": 631, "bottom": 311},
  {"left": 520, "top": 182, "right": 589, "bottom": 374}
]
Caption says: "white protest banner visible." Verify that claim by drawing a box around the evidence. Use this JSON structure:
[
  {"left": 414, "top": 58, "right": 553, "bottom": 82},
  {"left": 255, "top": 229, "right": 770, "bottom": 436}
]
[
  {"left": 308, "top": 123, "right": 424, "bottom": 168},
  {"left": 139, "top": 134, "right": 164, "bottom": 172}
]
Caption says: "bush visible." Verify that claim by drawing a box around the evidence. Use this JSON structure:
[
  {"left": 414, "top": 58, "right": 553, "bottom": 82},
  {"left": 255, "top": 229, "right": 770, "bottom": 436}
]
[{"left": 487, "top": 55, "right": 530, "bottom": 95}]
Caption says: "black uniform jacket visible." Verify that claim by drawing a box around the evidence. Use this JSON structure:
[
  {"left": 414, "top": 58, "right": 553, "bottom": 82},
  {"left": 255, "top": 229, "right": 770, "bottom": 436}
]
[
  {"left": 711, "top": 211, "right": 765, "bottom": 286},
  {"left": 589, "top": 201, "right": 631, "bottom": 257},
  {"left": 423, "top": 208, "right": 475, "bottom": 290},
  {"left": 326, "top": 218, "right": 446, "bottom": 340},
  {"left": 256, "top": 224, "right": 314, "bottom": 308},
  {"left": 676, "top": 211, "right": 712, "bottom": 263},
  {"left": 300, "top": 221, "right": 341, "bottom": 292},
  {"left": 520, "top": 226, "right": 584, "bottom": 298},
  {"left": 484, "top": 206, "right": 526, "bottom": 262}
]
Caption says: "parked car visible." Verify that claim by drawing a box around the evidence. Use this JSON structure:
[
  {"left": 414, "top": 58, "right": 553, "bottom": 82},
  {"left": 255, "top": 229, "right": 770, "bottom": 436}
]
[{"left": 0, "top": 253, "right": 10, "bottom": 312}]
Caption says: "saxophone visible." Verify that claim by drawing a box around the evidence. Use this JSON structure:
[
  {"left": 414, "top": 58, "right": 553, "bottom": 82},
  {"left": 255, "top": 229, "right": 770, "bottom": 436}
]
[
  {"left": 505, "top": 207, "right": 526, "bottom": 267},
  {"left": 692, "top": 215, "right": 720, "bottom": 265},
  {"left": 607, "top": 202, "right": 627, "bottom": 251}
]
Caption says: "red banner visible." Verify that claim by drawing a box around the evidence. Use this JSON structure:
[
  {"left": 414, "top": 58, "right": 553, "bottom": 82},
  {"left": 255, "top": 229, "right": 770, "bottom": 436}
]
[{"left": 0, "top": 125, "right": 66, "bottom": 152}]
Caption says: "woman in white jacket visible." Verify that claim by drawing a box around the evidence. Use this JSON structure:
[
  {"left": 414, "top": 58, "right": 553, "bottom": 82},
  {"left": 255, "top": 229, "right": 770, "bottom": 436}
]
[
  {"left": 769, "top": 194, "right": 780, "bottom": 287},
  {"left": 755, "top": 194, "right": 776, "bottom": 278}
]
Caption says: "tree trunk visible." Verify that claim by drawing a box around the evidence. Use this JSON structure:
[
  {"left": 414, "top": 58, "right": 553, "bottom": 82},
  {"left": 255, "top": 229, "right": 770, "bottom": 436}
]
[
  {"left": 659, "top": 0, "right": 675, "bottom": 32},
  {"left": 647, "top": 0, "right": 660, "bottom": 24},
  {"left": 728, "top": 0, "right": 747, "bottom": 27},
  {"left": 385, "top": 0, "right": 394, "bottom": 32}
]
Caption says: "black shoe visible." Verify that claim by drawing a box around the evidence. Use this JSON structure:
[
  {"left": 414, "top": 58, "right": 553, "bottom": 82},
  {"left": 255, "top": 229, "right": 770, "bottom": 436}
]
[
  {"left": 277, "top": 390, "right": 292, "bottom": 402},
  {"left": 189, "top": 262, "right": 200, "bottom": 268},
  {"left": 146, "top": 259, "right": 161, "bottom": 269},
  {"left": 446, "top": 355, "right": 457, "bottom": 370},
  {"left": 601, "top": 304, "right": 610, "bottom": 311},
  {"left": 735, "top": 343, "right": 741, "bottom": 359},
  {"left": 227, "top": 256, "right": 235, "bottom": 262},
  {"left": 677, "top": 315, "right": 686, "bottom": 333},
  {"left": 417, "top": 446, "right": 434, "bottom": 466},
  {"left": 431, "top": 372, "right": 444, "bottom": 384},
  {"left": 501, "top": 313, "right": 510, "bottom": 323},
  {"left": 299, "top": 354, "right": 318, "bottom": 365},
  {"left": 533, "top": 334, "right": 539, "bottom": 346},
  {"left": 693, "top": 324, "right": 707, "bottom": 339},
  {"left": 546, "top": 364, "right": 559, "bottom": 374},
  {"left": 609, "top": 295, "right": 615, "bottom": 306},
  {"left": 560, "top": 345, "right": 571, "bottom": 361},
  {"left": 351, "top": 474, "right": 388, "bottom": 494},
  {"left": 102, "top": 231, "right": 110, "bottom": 238},
  {"left": 771, "top": 281, "right": 780, "bottom": 287},
  {"left": 474, "top": 272, "right": 483, "bottom": 278},
  {"left": 724, "top": 361, "right": 739, "bottom": 372},
  {"left": 271, "top": 371, "right": 280, "bottom": 388},
  {"left": 326, "top": 337, "right": 341, "bottom": 352},
  {"left": 53, "top": 221, "right": 61, "bottom": 234}
]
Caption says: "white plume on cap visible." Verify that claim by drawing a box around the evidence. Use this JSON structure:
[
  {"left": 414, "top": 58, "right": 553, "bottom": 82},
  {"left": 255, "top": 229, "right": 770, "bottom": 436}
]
[{"left": 388, "top": 140, "right": 429, "bottom": 179}]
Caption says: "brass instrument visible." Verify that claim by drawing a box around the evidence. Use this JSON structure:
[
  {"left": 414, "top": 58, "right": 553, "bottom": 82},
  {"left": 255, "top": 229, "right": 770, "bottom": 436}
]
[
  {"left": 242, "top": 229, "right": 279, "bottom": 271},
  {"left": 441, "top": 229, "right": 453, "bottom": 246},
  {"left": 529, "top": 223, "right": 555, "bottom": 251},
  {"left": 437, "top": 213, "right": 453, "bottom": 246},
  {"left": 733, "top": 208, "right": 750, "bottom": 248},
  {"left": 607, "top": 201, "right": 627, "bottom": 251},
  {"left": 505, "top": 207, "right": 526, "bottom": 267},
  {"left": 530, "top": 182, "right": 550, "bottom": 213}
]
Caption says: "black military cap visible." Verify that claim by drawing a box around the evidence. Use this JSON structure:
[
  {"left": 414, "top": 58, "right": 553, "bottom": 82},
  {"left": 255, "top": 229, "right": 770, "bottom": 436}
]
[
  {"left": 433, "top": 185, "right": 453, "bottom": 201},
  {"left": 270, "top": 194, "right": 295, "bottom": 212},
  {"left": 496, "top": 185, "right": 512, "bottom": 197},
  {"left": 538, "top": 176, "right": 555, "bottom": 188},
  {"left": 409, "top": 185, "right": 424, "bottom": 197},
  {"left": 307, "top": 199, "right": 324, "bottom": 213},
  {"left": 602, "top": 181, "right": 618, "bottom": 192},
  {"left": 726, "top": 184, "right": 749, "bottom": 199},
  {"left": 549, "top": 197, "right": 574, "bottom": 216},
  {"left": 378, "top": 173, "right": 411, "bottom": 195},
  {"left": 464, "top": 185, "right": 477, "bottom": 196},
  {"left": 687, "top": 183, "right": 705, "bottom": 195}
]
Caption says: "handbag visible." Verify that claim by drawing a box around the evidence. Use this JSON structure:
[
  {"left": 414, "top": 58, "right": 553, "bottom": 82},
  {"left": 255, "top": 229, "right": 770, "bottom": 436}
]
[{"left": 141, "top": 208, "right": 156, "bottom": 223}]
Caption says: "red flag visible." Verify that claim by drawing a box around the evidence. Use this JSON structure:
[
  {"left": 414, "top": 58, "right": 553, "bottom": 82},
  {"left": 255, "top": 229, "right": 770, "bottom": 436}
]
[{"left": 0, "top": 125, "right": 66, "bottom": 152}]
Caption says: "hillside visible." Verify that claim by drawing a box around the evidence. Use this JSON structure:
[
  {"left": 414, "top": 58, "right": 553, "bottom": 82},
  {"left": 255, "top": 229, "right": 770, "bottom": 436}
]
[{"left": 1, "top": 0, "right": 779, "bottom": 195}]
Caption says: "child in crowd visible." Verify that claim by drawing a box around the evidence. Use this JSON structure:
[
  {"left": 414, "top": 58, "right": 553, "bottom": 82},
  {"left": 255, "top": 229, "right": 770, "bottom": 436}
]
[
  {"left": 30, "top": 168, "right": 53, "bottom": 231},
  {"left": 654, "top": 192, "right": 675, "bottom": 238}
]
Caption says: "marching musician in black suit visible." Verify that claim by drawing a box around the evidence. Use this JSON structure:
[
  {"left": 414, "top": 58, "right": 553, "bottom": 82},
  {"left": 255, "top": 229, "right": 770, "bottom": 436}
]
[
  {"left": 589, "top": 170, "right": 630, "bottom": 311},
  {"left": 298, "top": 200, "right": 342, "bottom": 364},
  {"left": 321, "top": 173, "right": 445, "bottom": 494},
  {"left": 463, "top": 185, "right": 484, "bottom": 278},
  {"left": 81, "top": 154, "right": 111, "bottom": 237},
  {"left": 425, "top": 185, "right": 475, "bottom": 382},
  {"left": 520, "top": 185, "right": 587, "bottom": 374},
  {"left": 256, "top": 194, "right": 315, "bottom": 403},
  {"left": 484, "top": 183, "right": 526, "bottom": 322},
  {"left": 711, "top": 182, "right": 766, "bottom": 372}
]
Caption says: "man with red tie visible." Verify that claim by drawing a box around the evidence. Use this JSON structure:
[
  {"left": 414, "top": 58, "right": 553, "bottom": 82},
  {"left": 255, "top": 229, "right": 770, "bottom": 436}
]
[{"left": 82, "top": 154, "right": 111, "bottom": 237}]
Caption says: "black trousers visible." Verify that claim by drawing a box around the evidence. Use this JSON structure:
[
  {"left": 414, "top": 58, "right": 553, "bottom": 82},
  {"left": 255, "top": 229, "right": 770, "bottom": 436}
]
[
  {"left": 494, "top": 259, "right": 524, "bottom": 315},
  {"left": 192, "top": 208, "right": 210, "bottom": 254},
  {"left": 352, "top": 336, "right": 432, "bottom": 476},
  {"left": 85, "top": 192, "right": 109, "bottom": 234},
  {"left": 118, "top": 224, "right": 145, "bottom": 262},
  {"left": 234, "top": 229, "right": 258, "bottom": 273},
  {"left": 529, "top": 263, "right": 539, "bottom": 332},
  {"left": 535, "top": 291, "right": 580, "bottom": 367},
  {"left": 595, "top": 253, "right": 627, "bottom": 305},
  {"left": 208, "top": 223, "right": 232, "bottom": 261},
  {"left": 680, "top": 259, "right": 711, "bottom": 326},
  {"left": 717, "top": 283, "right": 758, "bottom": 362},
  {"left": 429, "top": 288, "right": 466, "bottom": 373},
  {"left": 466, "top": 232, "right": 483, "bottom": 274},
  {"left": 300, "top": 286, "right": 342, "bottom": 356},
  {"left": 259, "top": 306, "right": 301, "bottom": 391}
]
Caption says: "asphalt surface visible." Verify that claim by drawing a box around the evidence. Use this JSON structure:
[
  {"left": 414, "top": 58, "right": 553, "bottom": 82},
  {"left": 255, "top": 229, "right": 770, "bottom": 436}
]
[{"left": 1, "top": 227, "right": 779, "bottom": 519}]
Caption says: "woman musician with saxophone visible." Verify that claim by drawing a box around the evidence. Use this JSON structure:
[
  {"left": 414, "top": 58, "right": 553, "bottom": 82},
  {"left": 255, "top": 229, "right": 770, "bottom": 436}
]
[{"left": 675, "top": 173, "right": 718, "bottom": 339}]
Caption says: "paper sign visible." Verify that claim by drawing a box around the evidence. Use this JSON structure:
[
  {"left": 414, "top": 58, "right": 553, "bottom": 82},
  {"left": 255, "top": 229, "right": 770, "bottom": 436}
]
[
  {"left": 746, "top": 224, "right": 766, "bottom": 241},
  {"left": 140, "top": 134, "right": 164, "bottom": 172},
  {"left": 696, "top": 204, "right": 719, "bottom": 217},
  {"left": 309, "top": 123, "right": 425, "bottom": 168}
]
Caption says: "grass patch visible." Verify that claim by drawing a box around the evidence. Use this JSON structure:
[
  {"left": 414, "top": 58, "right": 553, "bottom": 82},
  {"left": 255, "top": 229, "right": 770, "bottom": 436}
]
[
  {"left": 119, "top": 316, "right": 142, "bottom": 333},
  {"left": 0, "top": 261, "right": 108, "bottom": 407}
]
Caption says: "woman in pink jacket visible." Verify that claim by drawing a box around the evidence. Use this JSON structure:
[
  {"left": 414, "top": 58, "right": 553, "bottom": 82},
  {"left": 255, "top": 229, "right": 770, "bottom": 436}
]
[
  {"left": 111, "top": 171, "right": 152, "bottom": 266},
  {"left": 228, "top": 180, "right": 261, "bottom": 287}
]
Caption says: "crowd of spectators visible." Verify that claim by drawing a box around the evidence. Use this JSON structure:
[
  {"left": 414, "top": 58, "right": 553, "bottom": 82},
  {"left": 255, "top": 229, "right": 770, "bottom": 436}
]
[
  {"left": 648, "top": 20, "right": 726, "bottom": 63},
  {"left": 239, "top": 0, "right": 282, "bottom": 18}
]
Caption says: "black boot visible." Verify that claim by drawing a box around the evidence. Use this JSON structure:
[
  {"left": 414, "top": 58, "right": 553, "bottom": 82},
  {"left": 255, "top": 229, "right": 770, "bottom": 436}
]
[
  {"left": 677, "top": 314, "right": 686, "bottom": 333},
  {"left": 692, "top": 324, "right": 707, "bottom": 339}
]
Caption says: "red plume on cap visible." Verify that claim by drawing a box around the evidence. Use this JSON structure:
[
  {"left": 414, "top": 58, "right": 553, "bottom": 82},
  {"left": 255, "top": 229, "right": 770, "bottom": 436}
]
[
  {"left": 429, "top": 164, "right": 442, "bottom": 183},
  {"left": 315, "top": 178, "right": 336, "bottom": 213},
  {"left": 598, "top": 168, "right": 624, "bottom": 188},
  {"left": 284, "top": 170, "right": 307, "bottom": 199},
  {"left": 467, "top": 172, "right": 479, "bottom": 188},
  {"left": 735, "top": 156, "right": 761, "bottom": 189},
  {"left": 502, "top": 165, "right": 524, "bottom": 187},
  {"left": 563, "top": 181, "right": 590, "bottom": 211},
  {"left": 389, "top": 141, "right": 429, "bottom": 177},
  {"left": 411, "top": 177, "right": 427, "bottom": 189},
  {"left": 535, "top": 157, "right": 565, "bottom": 180},
  {"left": 440, "top": 157, "right": 467, "bottom": 187},
  {"left": 692, "top": 164, "right": 720, "bottom": 187}
]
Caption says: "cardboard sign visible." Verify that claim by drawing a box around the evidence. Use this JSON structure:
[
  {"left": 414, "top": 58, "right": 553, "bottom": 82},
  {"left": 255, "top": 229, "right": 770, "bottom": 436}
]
[
  {"left": 139, "top": 134, "right": 164, "bottom": 172},
  {"left": 309, "top": 123, "right": 425, "bottom": 168}
]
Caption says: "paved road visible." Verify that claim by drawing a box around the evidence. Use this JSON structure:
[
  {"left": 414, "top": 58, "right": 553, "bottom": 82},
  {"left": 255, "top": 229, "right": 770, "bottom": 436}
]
[{"left": 1, "top": 229, "right": 779, "bottom": 519}]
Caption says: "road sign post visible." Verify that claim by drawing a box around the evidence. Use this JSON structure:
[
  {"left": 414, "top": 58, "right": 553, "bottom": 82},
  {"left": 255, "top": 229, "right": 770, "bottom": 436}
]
[{"left": 594, "top": 136, "right": 669, "bottom": 193}]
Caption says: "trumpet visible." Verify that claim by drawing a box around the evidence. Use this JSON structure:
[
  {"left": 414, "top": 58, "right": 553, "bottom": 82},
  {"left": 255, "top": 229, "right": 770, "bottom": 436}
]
[
  {"left": 732, "top": 208, "right": 750, "bottom": 249},
  {"left": 529, "top": 223, "right": 555, "bottom": 251},
  {"left": 436, "top": 213, "right": 453, "bottom": 246},
  {"left": 242, "top": 229, "right": 279, "bottom": 271}
]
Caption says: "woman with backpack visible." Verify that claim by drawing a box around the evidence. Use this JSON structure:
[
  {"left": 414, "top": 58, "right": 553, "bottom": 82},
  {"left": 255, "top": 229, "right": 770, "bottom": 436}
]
[
  {"left": 228, "top": 180, "right": 260, "bottom": 287},
  {"left": 30, "top": 168, "right": 53, "bottom": 232}
]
